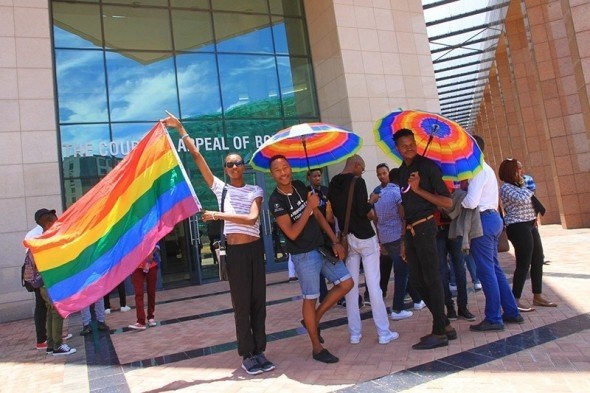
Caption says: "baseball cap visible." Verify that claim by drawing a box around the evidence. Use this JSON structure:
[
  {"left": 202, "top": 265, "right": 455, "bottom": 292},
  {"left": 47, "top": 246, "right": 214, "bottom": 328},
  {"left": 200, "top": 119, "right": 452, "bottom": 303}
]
[{"left": 34, "top": 208, "right": 56, "bottom": 224}]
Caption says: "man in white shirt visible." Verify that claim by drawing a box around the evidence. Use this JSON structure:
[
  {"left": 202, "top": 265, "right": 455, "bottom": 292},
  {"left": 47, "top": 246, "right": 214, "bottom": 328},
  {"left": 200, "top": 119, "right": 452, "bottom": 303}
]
[{"left": 461, "top": 136, "right": 523, "bottom": 331}]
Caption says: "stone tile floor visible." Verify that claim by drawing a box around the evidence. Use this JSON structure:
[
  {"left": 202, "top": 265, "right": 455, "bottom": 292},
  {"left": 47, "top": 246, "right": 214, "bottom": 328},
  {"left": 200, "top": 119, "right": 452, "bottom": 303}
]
[{"left": 1, "top": 224, "right": 589, "bottom": 392}]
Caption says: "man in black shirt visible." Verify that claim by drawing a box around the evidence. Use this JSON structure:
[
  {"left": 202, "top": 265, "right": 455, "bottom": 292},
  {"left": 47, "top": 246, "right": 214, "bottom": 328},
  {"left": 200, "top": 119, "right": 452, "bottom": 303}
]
[
  {"left": 394, "top": 128, "right": 455, "bottom": 350},
  {"left": 268, "top": 155, "right": 353, "bottom": 364},
  {"left": 328, "top": 155, "right": 399, "bottom": 346}
]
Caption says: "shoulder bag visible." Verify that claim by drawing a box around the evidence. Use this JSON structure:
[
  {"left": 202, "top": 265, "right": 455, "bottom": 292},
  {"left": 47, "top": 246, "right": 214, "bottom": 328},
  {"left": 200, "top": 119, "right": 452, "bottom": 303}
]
[
  {"left": 216, "top": 185, "right": 229, "bottom": 281},
  {"left": 336, "top": 176, "right": 358, "bottom": 261}
]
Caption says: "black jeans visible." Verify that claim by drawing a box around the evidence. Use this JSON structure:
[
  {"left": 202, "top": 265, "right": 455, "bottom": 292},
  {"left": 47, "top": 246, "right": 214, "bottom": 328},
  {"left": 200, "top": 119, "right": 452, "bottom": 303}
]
[
  {"left": 226, "top": 239, "right": 267, "bottom": 358},
  {"left": 405, "top": 219, "right": 448, "bottom": 336},
  {"left": 379, "top": 254, "right": 393, "bottom": 296},
  {"left": 34, "top": 287, "right": 47, "bottom": 344},
  {"left": 506, "top": 220, "right": 544, "bottom": 298},
  {"left": 383, "top": 239, "right": 422, "bottom": 312},
  {"left": 436, "top": 226, "right": 468, "bottom": 309},
  {"left": 103, "top": 282, "right": 127, "bottom": 309}
]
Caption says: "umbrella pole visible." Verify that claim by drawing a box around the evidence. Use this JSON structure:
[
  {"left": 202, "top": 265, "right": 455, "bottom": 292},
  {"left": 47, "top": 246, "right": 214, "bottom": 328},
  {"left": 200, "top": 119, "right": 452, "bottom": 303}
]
[
  {"left": 301, "top": 137, "right": 315, "bottom": 194},
  {"left": 422, "top": 123, "right": 439, "bottom": 156}
]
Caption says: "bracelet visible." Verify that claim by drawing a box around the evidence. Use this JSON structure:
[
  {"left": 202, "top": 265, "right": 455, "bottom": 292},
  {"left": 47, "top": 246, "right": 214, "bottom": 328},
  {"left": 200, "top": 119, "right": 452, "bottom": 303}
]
[{"left": 181, "top": 134, "right": 190, "bottom": 140}]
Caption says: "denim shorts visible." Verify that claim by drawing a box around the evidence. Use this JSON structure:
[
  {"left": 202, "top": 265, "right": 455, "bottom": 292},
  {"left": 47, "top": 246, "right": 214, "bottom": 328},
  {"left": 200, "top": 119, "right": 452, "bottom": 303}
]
[{"left": 291, "top": 249, "right": 351, "bottom": 299}]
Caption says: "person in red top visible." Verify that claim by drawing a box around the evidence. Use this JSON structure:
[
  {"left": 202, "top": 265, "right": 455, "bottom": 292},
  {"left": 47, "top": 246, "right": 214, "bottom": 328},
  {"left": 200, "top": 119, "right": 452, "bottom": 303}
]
[{"left": 128, "top": 245, "right": 160, "bottom": 330}]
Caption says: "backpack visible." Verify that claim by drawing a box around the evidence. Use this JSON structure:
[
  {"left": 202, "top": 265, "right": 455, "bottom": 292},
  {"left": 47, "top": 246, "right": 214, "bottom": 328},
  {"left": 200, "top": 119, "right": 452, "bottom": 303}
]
[{"left": 22, "top": 251, "right": 43, "bottom": 290}]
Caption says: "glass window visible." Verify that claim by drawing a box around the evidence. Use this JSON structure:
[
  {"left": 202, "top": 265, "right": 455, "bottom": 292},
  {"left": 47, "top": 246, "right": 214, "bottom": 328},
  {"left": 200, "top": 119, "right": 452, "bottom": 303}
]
[
  {"left": 103, "top": 6, "right": 172, "bottom": 52},
  {"left": 211, "top": 0, "right": 268, "bottom": 13},
  {"left": 225, "top": 119, "right": 284, "bottom": 154},
  {"left": 110, "top": 123, "right": 154, "bottom": 158},
  {"left": 60, "top": 124, "right": 111, "bottom": 168},
  {"left": 105, "top": 51, "right": 179, "bottom": 122},
  {"left": 53, "top": 2, "right": 102, "bottom": 49},
  {"left": 55, "top": 50, "right": 109, "bottom": 123},
  {"left": 171, "top": 0, "right": 210, "bottom": 9},
  {"left": 101, "top": 0, "right": 168, "bottom": 6},
  {"left": 171, "top": 10, "right": 214, "bottom": 52},
  {"left": 214, "top": 13, "right": 273, "bottom": 54},
  {"left": 277, "top": 56, "right": 318, "bottom": 118},
  {"left": 176, "top": 53, "right": 222, "bottom": 119},
  {"left": 218, "top": 54, "right": 281, "bottom": 118},
  {"left": 272, "top": 16, "right": 308, "bottom": 56},
  {"left": 270, "top": 0, "right": 303, "bottom": 17}
]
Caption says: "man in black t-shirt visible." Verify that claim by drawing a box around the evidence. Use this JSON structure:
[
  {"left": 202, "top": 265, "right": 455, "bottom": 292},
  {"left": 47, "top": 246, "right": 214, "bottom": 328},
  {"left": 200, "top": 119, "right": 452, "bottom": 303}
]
[
  {"left": 328, "top": 155, "right": 398, "bottom": 346},
  {"left": 394, "top": 128, "right": 455, "bottom": 350},
  {"left": 268, "top": 155, "right": 352, "bottom": 364}
]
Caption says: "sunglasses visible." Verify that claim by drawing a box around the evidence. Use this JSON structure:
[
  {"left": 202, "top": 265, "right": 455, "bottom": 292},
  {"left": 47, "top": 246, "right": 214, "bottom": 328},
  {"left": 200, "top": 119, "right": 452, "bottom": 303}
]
[{"left": 225, "top": 160, "right": 244, "bottom": 168}]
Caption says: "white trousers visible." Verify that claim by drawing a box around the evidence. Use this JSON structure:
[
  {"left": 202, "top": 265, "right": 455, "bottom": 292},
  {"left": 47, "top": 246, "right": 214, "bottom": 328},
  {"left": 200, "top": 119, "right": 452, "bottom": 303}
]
[{"left": 344, "top": 234, "right": 391, "bottom": 337}]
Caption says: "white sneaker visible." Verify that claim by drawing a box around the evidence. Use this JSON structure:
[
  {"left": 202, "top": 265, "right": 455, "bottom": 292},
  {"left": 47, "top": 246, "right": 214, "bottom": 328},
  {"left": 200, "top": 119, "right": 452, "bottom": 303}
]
[
  {"left": 128, "top": 323, "right": 146, "bottom": 330},
  {"left": 413, "top": 301, "right": 426, "bottom": 310},
  {"left": 390, "top": 310, "right": 413, "bottom": 320},
  {"left": 350, "top": 334, "right": 362, "bottom": 344},
  {"left": 148, "top": 319, "right": 157, "bottom": 327},
  {"left": 474, "top": 282, "right": 482, "bottom": 291},
  {"left": 120, "top": 305, "right": 131, "bottom": 312},
  {"left": 378, "top": 330, "right": 399, "bottom": 344},
  {"left": 104, "top": 308, "right": 111, "bottom": 315}
]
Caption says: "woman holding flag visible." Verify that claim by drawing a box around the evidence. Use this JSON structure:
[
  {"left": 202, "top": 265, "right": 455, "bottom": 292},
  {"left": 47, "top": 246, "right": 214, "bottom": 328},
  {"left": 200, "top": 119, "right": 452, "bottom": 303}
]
[{"left": 162, "top": 113, "right": 275, "bottom": 376}]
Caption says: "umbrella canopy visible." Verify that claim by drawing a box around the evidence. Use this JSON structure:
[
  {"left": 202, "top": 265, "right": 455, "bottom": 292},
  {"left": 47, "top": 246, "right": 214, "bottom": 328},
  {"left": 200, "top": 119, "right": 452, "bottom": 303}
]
[
  {"left": 249, "top": 122, "right": 363, "bottom": 172},
  {"left": 374, "top": 110, "right": 484, "bottom": 181}
]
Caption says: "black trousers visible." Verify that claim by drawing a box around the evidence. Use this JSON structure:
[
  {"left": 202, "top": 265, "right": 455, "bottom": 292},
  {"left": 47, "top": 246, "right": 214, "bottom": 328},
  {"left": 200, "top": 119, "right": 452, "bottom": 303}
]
[
  {"left": 104, "top": 282, "right": 127, "bottom": 309},
  {"left": 506, "top": 220, "right": 544, "bottom": 298},
  {"left": 405, "top": 219, "right": 448, "bottom": 336},
  {"left": 379, "top": 254, "right": 393, "bottom": 296},
  {"left": 226, "top": 239, "right": 267, "bottom": 358},
  {"left": 34, "top": 287, "right": 47, "bottom": 344}
]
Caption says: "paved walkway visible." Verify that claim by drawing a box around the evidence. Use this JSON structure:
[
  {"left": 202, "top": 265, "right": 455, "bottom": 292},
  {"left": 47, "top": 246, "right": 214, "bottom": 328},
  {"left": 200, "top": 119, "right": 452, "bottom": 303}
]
[{"left": 1, "top": 224, "right": 589, "bottom": 392}]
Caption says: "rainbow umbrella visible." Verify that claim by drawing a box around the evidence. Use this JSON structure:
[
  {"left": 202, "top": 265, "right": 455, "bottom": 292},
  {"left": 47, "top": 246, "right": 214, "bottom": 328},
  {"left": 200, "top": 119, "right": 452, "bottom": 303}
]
[
  {"left": 249, "top": 122, "right": 363, "bottom": 172},
  {"left": 374, "top": 110, "right": 484, "bottom": 181}
]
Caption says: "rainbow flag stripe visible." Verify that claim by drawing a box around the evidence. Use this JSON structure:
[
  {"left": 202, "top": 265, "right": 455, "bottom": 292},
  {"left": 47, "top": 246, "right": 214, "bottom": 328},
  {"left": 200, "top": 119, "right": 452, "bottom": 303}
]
[{"left": 24, "top": 122, "right": 200, "bottom": 317}]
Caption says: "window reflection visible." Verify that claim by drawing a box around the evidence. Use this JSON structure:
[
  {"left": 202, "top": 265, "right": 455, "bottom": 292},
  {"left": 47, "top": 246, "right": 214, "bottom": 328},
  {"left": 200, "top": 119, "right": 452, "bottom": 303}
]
[
  {"left": 272, "top": 17, "right": 308, "bottom": 56},
  {"left": 214, "top": 13, "right": 273, "bottom": 54},
  {"left": 111, "top": 123, "right": 154, "bottom": 158},
  {"left": 218, "top": 54, "right": 281, "bottom": 118},
  {"left": 60, "top": 124, "right": 111, "bottom": 159},
  {"left": 53, "top": 2, "right": 102, "bottom": 49},
  {"left": 276, "top": 57, "right": 317, "bottom": 118},
  {"left": 172, "top": 10, "right": 215, "bottom": 52},
  {"left": 171, "top": 0, "right": 210, "bottom": 9},
  {"left": 55, "top": 50, "right": 108, "bottom": 123},
  {"left": 176, "top": 53, "right": 222, "bottom": 118},
  {"left": 105, "top": 51, "right": 179, "bottom": 122},
  {"left": 270, "top": 0, "right": 303, "bottom": 16},
  {"left": 212, "top": 0, "right": 268, "bottom": 13}
]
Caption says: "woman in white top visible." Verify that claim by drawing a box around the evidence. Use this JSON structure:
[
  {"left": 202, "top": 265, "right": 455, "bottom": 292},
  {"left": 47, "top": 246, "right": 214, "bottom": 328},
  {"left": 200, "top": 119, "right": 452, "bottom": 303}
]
[
  {"left": 162, "top": 114, "right": 275, "bottom": 376},
  {"left": 498, "top": 158, "right": 556, "bottom": 311}
]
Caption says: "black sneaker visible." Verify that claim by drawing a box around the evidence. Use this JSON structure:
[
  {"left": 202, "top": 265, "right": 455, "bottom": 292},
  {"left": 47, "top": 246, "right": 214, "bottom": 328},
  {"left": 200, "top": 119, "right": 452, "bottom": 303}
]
[
  {"left": 502, "top": 314, "right": 525, "bottom": 324},
  {"left": 470, "top": 320, "right": 505, "bottom": 332},
  {"left": 46, "top": 347, "right": 53, "bottom": 354},
  {"left": 241, "top": 356, "right": 263, "bottom": 375},
  {"left": 255, "top": 353, "right": 276, "bottom": 372},
  {"left": 312, "top": 349, "right": 339, "bottom": 363},
  {"left": 53, "top": 343, "right": 76, "bottom": 356},
  {"left": 447, "top": 307, "right": 458, "bottom": 321},
  {"left": 97, "top": 322, "right": 109, "bottom": 331},
  {"left": 458, "top": 307, "right": 476, "bottom": 321},
  {"left": 80, "top": 325, "right": 92, "bottom": 336}
]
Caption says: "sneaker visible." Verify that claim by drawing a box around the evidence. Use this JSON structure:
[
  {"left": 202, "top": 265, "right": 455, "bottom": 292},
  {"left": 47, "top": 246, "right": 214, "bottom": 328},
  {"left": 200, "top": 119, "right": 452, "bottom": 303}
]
[
  {"left": 413, "top": 301, "right": 426, "bottom": 310},
  {"left": 312, "top": 348, "right": 339, "bottom": 363},
  {"left": 447, "top": 307, "right": 458, "bottom": 321},
  {"left": 97, "top": 322, "right": 109, "bottom": 331},
  {"left": 53, "top": 343, "right": 76, "bottom": 356},
  {"left": 255, "top": 353, "right": 276, "bottom": 372},
  {"left": 474, "top": 282, "right": 482, "bottom": 291},
  {"left": 62, "top": 333, "right": 72, "bottom": 341},
  {"left": 350, "top": 334, "right": 362, "bottom": 344},
  {"left": 120, "top": 305, "right": 131, "bottom": 312},
  {"left": 104, "top": 308, "right": 111, "bottom": 315},
  {"left": 128, "top": 323, "right": 146, "bottom": 330},
  {"left": 242, "top": 356, "right": 263, "bottom": 375},
  {"left": 469, "top": 320, "right": 505, "bottom": 332},
  {"left": 80, "top": 325, "right": 92, "bottom": 336},
  {"left": 363, "top": 292, "right": 370, "bottom": 305},
  {"left": 148, "top": 319, "right": 157, "bottom": 327},
  {"left": 458, "top": 307, "right": 476, "bottom": 321},
  {"left": 36, "top": 341, "right": 48, "bottom": 350},
  {"left": 502, "top": 314, "right": 525, "bottom": 324},
  {"left": 46, "top": 347, "right": 53, "bottom": 354},
  {"left": 390, "top": 310, "right": 413, "bottom": 320},
  {"left": 378, "top": 330, "right": 399, "bottom": 344}
]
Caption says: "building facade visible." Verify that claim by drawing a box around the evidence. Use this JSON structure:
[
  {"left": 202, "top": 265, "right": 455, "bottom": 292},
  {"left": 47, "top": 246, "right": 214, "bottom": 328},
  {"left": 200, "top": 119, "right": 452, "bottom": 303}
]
[{"left": 0, "top": 0, "right": 438, "bottom": 322}]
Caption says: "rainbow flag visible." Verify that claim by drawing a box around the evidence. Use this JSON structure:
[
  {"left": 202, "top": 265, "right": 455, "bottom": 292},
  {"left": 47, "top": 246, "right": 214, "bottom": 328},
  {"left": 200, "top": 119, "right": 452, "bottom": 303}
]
[{"left": 24, "top": 122, "right": 200, "bottom": 317}]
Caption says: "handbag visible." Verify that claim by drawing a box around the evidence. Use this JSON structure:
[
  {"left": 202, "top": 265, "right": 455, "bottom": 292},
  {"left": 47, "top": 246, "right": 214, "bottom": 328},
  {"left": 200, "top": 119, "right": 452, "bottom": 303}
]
[
  {"left": 531, "top": 194, "right": 546, "bottom": 216},
  {"left": 218, "top": 185, "right": 229, "bottom": 281},
  {"left": 498, "top": 227, "right": 510, "bottom": 252},
  {"left": 336, "top": 176, "right": 358, "bottom": 261}
]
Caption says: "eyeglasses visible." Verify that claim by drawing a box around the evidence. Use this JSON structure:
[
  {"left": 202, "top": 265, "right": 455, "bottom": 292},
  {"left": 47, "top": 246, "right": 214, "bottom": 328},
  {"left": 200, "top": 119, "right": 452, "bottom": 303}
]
[{"left": 225, "top": 160, "right": 244, "bottom": 168}]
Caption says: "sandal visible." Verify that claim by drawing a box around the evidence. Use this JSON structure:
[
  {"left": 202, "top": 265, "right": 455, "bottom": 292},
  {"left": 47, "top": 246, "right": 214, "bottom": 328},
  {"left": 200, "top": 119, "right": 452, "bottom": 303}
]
[{"left": 533, "top": 298, "right": 557, "bottom": 307}]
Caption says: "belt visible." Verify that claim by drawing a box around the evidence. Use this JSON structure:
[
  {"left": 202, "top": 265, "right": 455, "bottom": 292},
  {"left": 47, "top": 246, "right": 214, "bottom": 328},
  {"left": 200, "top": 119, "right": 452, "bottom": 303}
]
[{"left": 406, "top": 215, "right": 434, "bottom": 236}]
